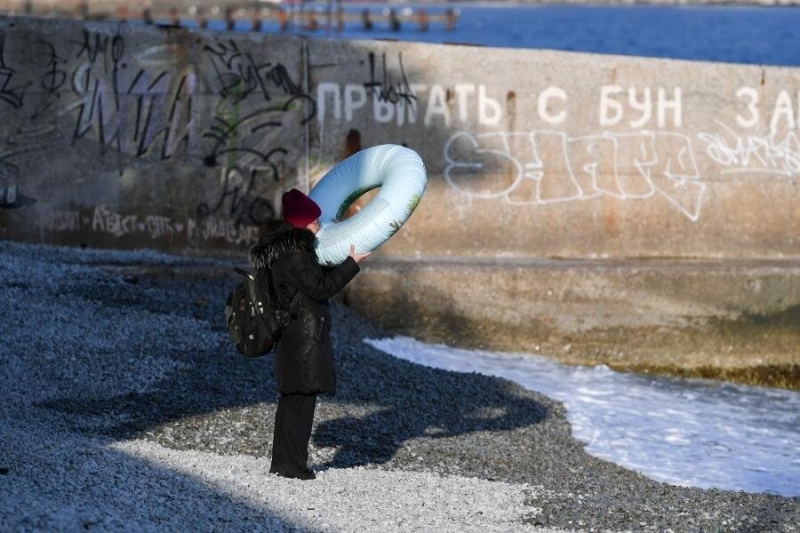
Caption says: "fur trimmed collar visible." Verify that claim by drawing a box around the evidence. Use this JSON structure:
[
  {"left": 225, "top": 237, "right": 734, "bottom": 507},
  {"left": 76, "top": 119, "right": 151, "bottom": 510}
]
[{"left": 249, "top": 221, "right": 316, "bottom": 269}]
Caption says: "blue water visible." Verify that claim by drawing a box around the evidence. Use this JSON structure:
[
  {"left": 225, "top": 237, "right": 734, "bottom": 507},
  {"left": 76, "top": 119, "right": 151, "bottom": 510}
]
[{"left": 186, "top": 3, "right": 800, "bottom": 67}]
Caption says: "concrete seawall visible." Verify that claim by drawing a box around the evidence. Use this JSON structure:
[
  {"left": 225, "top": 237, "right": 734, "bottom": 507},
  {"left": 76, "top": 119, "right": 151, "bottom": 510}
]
[
  {"left": 0, "top": 17, "right": 798, "bottom": 387},
  {"left": 347, "top": 257, "right": 800, "bottom": 389}
]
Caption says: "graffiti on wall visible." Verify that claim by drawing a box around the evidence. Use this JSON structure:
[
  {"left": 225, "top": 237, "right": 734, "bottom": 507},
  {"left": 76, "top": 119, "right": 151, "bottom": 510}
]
[
  {"left": 201, "top": 38, "right": 315, "bottom": 168},
  {"left": 317, "top": 68, "right": 686, "bottom": 131},
  {"left": 35, "top": 205, "right": 260, "bottom": 245},
  {"left": 317, "top": 65, "right": 798, "bottom": 222},
  {"left": 444, "top": 130, "right": 705, "bottom": 221},
  {"left": 49, "top": 31, "right": 194, "bottom": 171},
  {"left": 698, "top": 121, "right": 800, "bottom": 178},
  {"left": 1, "top": 34, "right": 37, "bottom": 209},
  {"left": 0, "top": 29, "right": 199, "bottom": 210},
  {"left": 198, "top": 38, "right": 314, "bottom": 228},
  {"left": 3, "top": 22, "right": 799, "bottom": 241},
  {"left": 316, "top": 51, "right": 423, "bottom": 127},
  {"left": 0, "top": 26, "right": 316, "bottom": 240},
  {"left": 0, "top": 160, "right": 20, "bottom": 208}
]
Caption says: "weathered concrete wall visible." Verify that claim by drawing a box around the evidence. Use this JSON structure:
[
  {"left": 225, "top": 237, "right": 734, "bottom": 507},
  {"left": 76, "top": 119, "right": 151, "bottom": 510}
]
[
  {"left": 1, "top": 17, "right": 797, "bottom": 259},
  {"left": 344, "top": 256, "right": 800, "bottom": 389},
  {"left": 0, "top": 18, "right": 311, "bottom": 250}
]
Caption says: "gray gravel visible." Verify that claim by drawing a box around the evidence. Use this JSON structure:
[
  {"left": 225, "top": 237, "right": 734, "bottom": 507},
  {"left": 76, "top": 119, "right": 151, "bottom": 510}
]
[{"left": 1, "top": 241, "right": 798, "bottom": 532}]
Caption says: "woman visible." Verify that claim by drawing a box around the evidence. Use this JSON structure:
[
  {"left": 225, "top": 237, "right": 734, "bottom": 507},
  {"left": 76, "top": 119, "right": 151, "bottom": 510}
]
[{"left": 249, "top": 188, "right": 370, "bottom": 480}]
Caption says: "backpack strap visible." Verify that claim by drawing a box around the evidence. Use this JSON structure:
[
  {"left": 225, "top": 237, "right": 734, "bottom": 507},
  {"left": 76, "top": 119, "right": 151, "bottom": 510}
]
[
  {"left": 263, "top": 268, "right": 277, "bottom": 300},
  {"left": 285, "top": 288, "right": 302, "bottom": 319},
  {"left": 233, "top": 267, "right": 264, "bottom": 316},
  {"left": 233, "top": 266, "right": 255, "bottom": 280},
  {"left": 237, "top": 266, "right": 301, "bottom": 321},
  {"left": 261, "top": 268, "right": 301, "bottom": 320}
]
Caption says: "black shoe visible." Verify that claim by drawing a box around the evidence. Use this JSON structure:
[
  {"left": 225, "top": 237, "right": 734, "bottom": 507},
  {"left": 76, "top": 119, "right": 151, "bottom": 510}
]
[{"left": 274, "top": 468, "right": 316, "bottom": 480}]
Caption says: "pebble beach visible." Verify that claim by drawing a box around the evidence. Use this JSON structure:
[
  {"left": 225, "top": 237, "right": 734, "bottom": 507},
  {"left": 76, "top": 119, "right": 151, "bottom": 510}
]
[{"left": 1, "top": 241, "right": 798, "bottom": 532}]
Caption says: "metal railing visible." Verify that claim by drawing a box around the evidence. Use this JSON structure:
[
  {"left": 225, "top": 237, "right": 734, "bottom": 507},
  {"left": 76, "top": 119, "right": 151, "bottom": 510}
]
[{"left": 0, "top": 1, "right": 459, "bottom": 33}]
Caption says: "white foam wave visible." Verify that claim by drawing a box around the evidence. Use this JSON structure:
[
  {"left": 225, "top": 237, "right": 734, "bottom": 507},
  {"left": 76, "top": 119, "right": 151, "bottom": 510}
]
[{"left": 365, "top": 336, "right": 800, "bottom": 497}]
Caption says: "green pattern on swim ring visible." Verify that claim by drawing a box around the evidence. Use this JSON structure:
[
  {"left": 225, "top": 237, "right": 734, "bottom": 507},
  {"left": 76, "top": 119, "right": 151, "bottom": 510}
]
[
  {"left": 336, "top": 184, "right": 380, "bottom": 221},
  {"left": 406, "top": 193, "right": 421, "bottom": 217},
  {"left": 388, "top": 194, "right": 422, "bottom": 236},
  {"left": 388, "top": 220, "right": 402, "bottom": 237}
]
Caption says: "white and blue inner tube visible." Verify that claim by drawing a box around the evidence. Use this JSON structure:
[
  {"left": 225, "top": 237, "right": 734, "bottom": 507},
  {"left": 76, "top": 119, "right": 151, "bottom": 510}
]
[{"left": 309, "top": 144, "right": 427, "bottom": 266}]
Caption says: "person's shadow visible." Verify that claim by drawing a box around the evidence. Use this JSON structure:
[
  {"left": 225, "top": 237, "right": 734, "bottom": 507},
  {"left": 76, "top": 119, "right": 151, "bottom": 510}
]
[
  {"left": 314, "top": 390, "right": 548, "bottom": 469},
  {"left": 312, "top": 335, "right": 550, "bottom": 469}
]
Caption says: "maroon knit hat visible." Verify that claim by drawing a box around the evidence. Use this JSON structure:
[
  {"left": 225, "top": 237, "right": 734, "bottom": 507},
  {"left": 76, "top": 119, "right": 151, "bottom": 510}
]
[{"left": 281, "top": 188, "right": 322, "bottom": 229}]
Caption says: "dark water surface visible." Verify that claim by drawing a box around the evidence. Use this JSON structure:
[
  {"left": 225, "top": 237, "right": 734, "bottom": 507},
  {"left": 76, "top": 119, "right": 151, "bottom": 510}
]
[{"left": 192, "top": 3, "right": 800, "bottom": 66}]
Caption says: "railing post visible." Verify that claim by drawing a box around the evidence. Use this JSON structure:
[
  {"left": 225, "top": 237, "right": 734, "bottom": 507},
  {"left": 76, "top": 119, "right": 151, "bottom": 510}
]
[
  {"left": 445, "top": 8, "right": 456, "bottom": 32},
  {"left": 304, "top": 10, "right": 318, "bottom": 31},
  {"left": 389, "top": 9, "right": 400, "bottom": 32},
  {"left": 417, "top": 9, "right": 428, "bottom": 32},
  {"left": 250, "top": 9, "right": 263, "bottom": 32},
  {"left": 361, "top": 9, "right": 372, "bottom": 31},
  {"left": 336, "top": 4, "right": 344, "bottom": 33},
  {"left": 196, "top": 8, "right": 208, "bottom": 29},
  {"left": 277, "top": 8, "right": 289, "bottom": 32}
]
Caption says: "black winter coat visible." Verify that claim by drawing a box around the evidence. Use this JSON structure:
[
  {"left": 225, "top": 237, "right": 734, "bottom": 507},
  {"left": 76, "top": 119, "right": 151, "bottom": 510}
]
[{"left": 250, "top": 221, "right": 359, "bottom": 395}]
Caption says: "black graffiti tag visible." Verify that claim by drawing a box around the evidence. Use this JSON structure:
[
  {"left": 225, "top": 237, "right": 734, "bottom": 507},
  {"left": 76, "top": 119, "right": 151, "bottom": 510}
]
[
  {"left": 196, "top": 165, "right": 277, "bottom": 227},
  {"left": 204, "top": 40, "right": 311, "bottom": 112},
  {"left": 0, "top": 35, "right": 32, "bottom": 109},
  {"left": 28, "top": 40, "right": 67, "bottom": 94},
  {"left": 363, "top": 51, "right": 417, "bottom": 107},
  {"left": 131, "top": 72, "right": 193, "bottom": 161},
  {"left": 72, "top": 29, "right": 124, "bottom": 70}
]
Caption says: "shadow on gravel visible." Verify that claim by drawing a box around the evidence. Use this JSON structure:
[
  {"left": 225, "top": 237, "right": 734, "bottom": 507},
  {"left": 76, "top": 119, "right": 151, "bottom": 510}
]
[
  {"left": 314, "top": 366, "right": 550, "bottom": 469},
  {"left": 309, "top": 287, "right": 553, "bottom": 470},
  {"left": 34, "top": 273, "right": 286, "bottom": 451}
]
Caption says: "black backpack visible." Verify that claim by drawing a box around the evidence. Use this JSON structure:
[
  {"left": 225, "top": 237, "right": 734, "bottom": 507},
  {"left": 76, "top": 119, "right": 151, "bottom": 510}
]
[{"left": 224, "top": 267, "right": 292, "bottom": 358}]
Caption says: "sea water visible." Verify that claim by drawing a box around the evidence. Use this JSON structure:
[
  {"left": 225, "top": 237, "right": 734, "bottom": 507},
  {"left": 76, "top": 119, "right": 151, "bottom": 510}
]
[
  {"left": 366, "top": 336, "right": 800, "bottom": 497},
  {"left": 205, "top": 3, "right": 800, "bottom": 67}
]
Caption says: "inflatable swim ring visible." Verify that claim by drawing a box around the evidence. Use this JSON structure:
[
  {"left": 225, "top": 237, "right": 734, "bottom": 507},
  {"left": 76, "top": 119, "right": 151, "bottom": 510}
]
[{"left": 309, "top": 144, "right": 427, "bottom": 266}]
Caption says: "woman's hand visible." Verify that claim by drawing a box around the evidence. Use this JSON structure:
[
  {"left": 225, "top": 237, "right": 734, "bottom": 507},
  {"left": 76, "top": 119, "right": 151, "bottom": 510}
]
[{"left": 348, "top": 244, "right": 371, "bottom": 264}]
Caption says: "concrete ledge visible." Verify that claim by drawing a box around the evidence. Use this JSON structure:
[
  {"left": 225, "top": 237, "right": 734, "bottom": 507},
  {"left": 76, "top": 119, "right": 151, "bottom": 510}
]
[{"left": 345, "top": 257, "right": 800, "bottom": 390}]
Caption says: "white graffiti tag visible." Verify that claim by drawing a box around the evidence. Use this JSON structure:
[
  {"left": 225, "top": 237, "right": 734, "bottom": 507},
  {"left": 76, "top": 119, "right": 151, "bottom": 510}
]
[
  {"left": 444, "top": 130, "right": 705, "bottom": 221},
  {"left": 697, "top": 121, "right": 800, "bottom": 178}
]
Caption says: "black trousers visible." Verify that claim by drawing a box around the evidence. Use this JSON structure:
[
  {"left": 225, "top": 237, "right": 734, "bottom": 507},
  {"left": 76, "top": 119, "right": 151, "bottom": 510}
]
[{"left": 270, "top": 393, "right": 317, "bottom": 475}]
